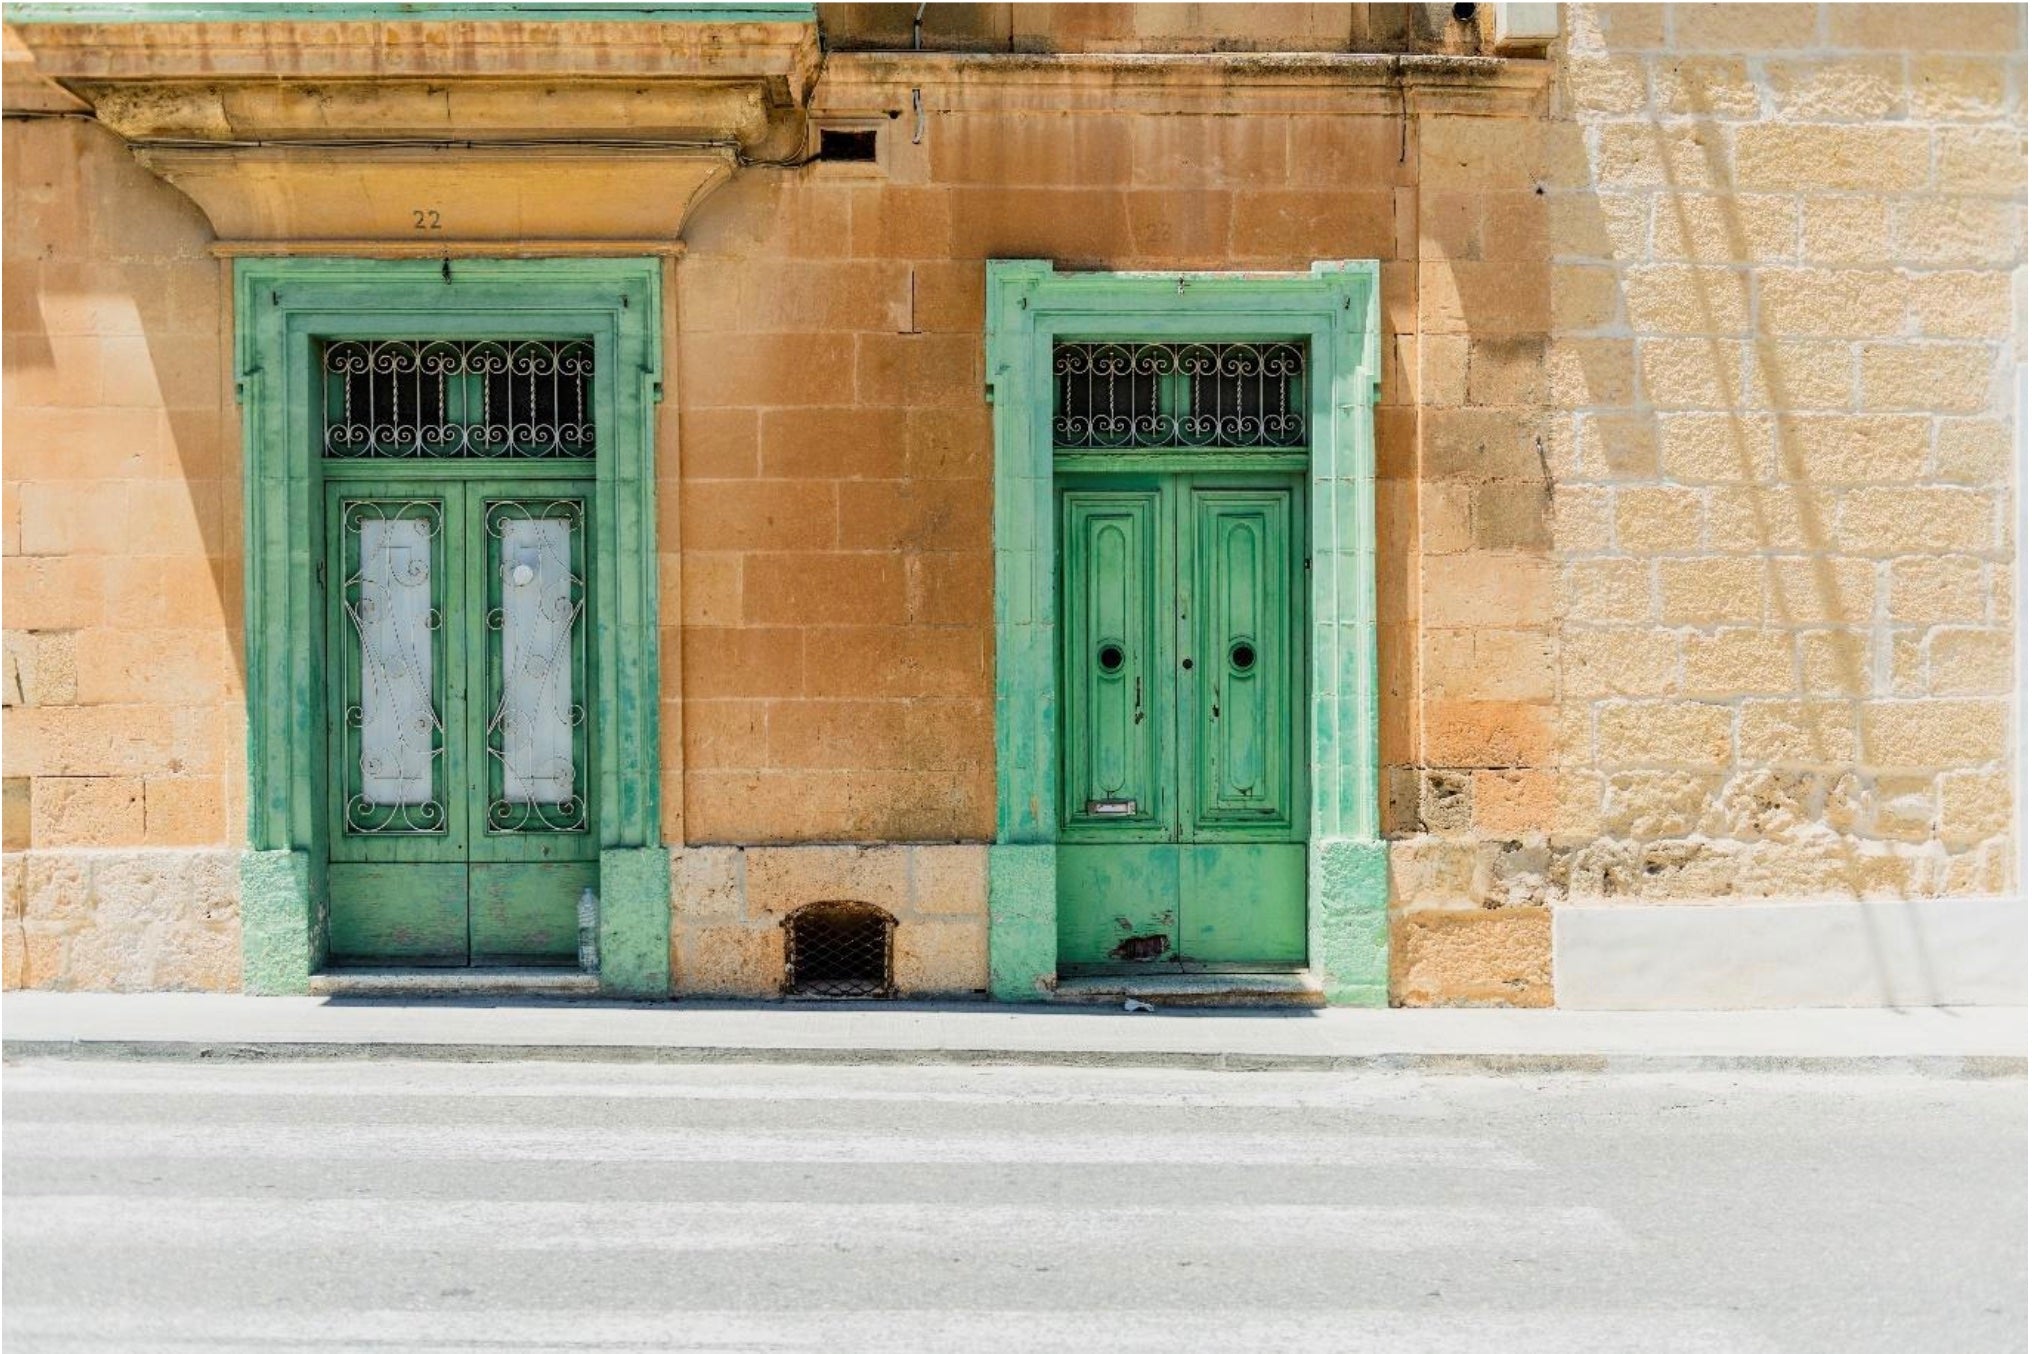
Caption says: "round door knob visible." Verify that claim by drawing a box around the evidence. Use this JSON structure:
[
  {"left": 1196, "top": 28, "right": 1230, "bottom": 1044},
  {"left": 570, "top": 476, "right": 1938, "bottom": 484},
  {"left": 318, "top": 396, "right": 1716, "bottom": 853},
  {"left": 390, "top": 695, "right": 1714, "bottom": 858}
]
[
  {"left": 1181, "top": 658, "right": 1194, "bottom": 670},
  {"left": 511, "top": 563, "right": 536, "bottom": 586}
]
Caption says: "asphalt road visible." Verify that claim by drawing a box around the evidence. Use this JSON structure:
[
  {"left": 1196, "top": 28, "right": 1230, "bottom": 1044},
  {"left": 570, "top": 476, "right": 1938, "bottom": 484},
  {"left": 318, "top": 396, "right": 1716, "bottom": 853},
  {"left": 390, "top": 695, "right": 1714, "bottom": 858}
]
[{"left": 3, "top": 1058, "right": 2023, "bottom": 1353}]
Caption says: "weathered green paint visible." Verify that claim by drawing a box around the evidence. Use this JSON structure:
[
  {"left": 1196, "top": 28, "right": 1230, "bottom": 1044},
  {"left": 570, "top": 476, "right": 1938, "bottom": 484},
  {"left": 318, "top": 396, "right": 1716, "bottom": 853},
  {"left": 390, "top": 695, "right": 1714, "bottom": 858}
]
[
  {"left": 1059, "top": 486, "right": 1168, "bottom": 843},
  {"left": 238, "top": 848, "right": 317, "bottom": 995},
  {"left": 1311, "top": 838, "right": 1389, "bottom": 1006},
  {"left": 596, "top": 846, "right": 672, "bottom": 998},
  {"left": 1055, "top": 474, "right": 1306, "bottom": 968},
  {"left": 987, "top": 844, "right": 1056, "bottom": 1001},
  {"left": 7, "top": 4, "right": 815, "bottom": 24},
  {"left": 1057, "top": 843, "right": 1178, "bottom": 964},
  {"left": 321, "top": 480, "right": 595, "bottom": 961},
  {"left": 470, "top": 861, "right": 594, "bottom": 962},
  {"left": 236, "top": 257, "right": 666, "bottom": 996},
  {"left": 328, "top": 862, "right": 468, "bottom": 962},
  {"left": 1184, "top": 843, "right": 1307, "bottom": 965},
  {"left": 985, "top": 261, "right": 1385, "bottom": 1003},
  {"left": 1187, "top": 486, "right": 1302, "bottom": 840}
]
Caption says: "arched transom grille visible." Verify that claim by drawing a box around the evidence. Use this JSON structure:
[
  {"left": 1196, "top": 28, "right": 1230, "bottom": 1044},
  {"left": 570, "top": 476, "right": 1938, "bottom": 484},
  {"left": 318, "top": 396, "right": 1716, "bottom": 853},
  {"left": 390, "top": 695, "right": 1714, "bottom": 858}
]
[
  {"left": 321, "top": 338, "right": 595, "bottom": 459},
  {"left": 1052, "top": 340, "right": 1308, "bottom": 449}
]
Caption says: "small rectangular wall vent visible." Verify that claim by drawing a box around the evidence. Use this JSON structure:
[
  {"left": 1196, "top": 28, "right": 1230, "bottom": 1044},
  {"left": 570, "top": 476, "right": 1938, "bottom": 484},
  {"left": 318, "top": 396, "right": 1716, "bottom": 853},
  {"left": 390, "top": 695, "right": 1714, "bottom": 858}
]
[
  {"left": 817, "top": 128, "right": 879, "bottom": 163},
  {"left": 783, "top": 901, "right": 896, "bottom": 999}
]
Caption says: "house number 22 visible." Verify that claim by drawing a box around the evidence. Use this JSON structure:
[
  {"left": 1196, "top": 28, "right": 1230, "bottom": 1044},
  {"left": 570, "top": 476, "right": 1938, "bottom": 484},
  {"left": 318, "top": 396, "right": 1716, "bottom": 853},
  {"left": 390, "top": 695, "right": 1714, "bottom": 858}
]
[{"left": 413, "top": 209, "right": 442, "bottom": 230}]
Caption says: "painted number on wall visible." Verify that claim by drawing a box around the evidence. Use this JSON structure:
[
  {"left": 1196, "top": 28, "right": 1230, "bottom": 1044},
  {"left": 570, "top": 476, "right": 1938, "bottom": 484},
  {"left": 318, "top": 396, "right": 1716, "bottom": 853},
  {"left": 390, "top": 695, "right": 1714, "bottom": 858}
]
[{"left": 413, "top": 209, "right": 443, "bottom": 231}]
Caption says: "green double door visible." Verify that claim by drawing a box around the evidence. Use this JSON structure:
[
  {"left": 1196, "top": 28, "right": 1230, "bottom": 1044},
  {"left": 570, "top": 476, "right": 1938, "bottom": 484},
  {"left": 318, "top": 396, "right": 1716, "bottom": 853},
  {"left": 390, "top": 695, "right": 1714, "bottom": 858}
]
[
  {"left": 1057, "top": 473, "right": 1307, "bottom": 970},
  {"left": 324, "top": 478, "right": 595, "bottom": 965}
]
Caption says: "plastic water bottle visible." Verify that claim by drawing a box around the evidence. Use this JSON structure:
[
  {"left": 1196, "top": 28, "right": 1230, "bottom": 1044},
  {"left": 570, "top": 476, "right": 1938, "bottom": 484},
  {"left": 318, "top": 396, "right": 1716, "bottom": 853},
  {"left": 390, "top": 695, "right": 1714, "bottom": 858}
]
[{"left": 577, "top": 888, "right": 599, "bottom": 973}]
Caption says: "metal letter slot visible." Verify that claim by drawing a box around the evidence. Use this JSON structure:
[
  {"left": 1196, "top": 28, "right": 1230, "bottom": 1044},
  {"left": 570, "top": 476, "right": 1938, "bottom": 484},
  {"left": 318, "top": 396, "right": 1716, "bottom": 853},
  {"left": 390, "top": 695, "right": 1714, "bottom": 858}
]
[{"left": 1086, "top": 798, "right": 1138, "bottom": 816}]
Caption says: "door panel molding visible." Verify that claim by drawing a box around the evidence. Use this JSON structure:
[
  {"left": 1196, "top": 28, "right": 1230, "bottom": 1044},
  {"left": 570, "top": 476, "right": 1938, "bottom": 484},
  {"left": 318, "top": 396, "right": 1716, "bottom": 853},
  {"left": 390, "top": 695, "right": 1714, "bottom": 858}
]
[
  {"left": 985, "top": 261, "right": 1387, "bottom": 1005},
  {"left": 235, "top": 258, "right": 668, "bottom": 995}
]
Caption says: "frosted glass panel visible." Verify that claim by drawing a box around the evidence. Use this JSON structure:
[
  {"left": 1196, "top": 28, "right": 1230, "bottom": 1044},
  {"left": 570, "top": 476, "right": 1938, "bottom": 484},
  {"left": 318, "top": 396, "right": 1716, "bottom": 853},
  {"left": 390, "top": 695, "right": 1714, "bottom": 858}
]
[
  {"left": 495, "top": 517, "right": 578, "bottom": 805},
  {"left": 353, "top": 517, "right": 436, "bottom": 806}
]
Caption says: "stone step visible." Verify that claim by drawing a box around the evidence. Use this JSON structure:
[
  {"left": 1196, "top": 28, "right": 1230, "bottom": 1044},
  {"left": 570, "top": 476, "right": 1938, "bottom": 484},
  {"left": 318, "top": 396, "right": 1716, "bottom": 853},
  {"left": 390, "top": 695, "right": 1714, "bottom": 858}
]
[
  {"left": 1050, "top": 971, "right": 1326, "bottom": 1008},
  {"left": 308, "top": 968, "right": 600, "bottom": 1000}
]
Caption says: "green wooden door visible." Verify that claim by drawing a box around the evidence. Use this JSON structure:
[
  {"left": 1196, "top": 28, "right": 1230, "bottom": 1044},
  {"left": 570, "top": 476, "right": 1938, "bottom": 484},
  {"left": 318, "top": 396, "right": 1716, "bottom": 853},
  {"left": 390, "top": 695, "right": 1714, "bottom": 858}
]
[
  {"left": 325, "top": 480, "right": 595, "bottom": 964},
  {"left": 1057, "top": 474, "right": 1306, "bottom": 970}
]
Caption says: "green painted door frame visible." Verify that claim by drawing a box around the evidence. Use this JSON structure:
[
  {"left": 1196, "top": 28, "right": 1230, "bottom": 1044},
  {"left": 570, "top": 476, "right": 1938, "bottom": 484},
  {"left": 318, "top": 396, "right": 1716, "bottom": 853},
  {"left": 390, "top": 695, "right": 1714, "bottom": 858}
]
[
  {"left": 234, "top": 257, "right": 668, "bottom": 996},
  {"left": 984, "top": 260, "right": 1387, "bottom": 1005}
]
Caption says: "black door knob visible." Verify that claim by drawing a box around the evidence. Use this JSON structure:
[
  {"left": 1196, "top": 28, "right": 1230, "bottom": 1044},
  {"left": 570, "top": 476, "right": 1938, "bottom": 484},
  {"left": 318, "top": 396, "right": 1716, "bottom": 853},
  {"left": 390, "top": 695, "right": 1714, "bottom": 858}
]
[{"left": 1181, "top": 658, "right": 1194, "bottom": 670}]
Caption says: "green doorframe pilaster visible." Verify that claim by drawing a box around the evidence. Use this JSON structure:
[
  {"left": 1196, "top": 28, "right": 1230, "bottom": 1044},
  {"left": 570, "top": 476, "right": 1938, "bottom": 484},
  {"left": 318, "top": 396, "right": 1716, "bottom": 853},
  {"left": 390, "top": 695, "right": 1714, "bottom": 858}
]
[
  {"left": 984, "top": 260, "right": 1387, "bottom": 1005},
  {"left": 234, "top": 257, "right": 669, "bottom": 996}
]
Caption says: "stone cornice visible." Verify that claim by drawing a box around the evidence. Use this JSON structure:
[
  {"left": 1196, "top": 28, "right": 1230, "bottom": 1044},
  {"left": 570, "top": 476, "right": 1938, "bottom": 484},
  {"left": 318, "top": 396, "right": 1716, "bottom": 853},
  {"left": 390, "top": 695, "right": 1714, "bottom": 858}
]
[
  {"left": 816, "top": 51, "right": 1551, "bottom": 119},
  {"left": 4, "top": 15, "right": 821, "bottom": 85},
  {"left": 4, "top": 13, "right": 820, "bottom": 245}
]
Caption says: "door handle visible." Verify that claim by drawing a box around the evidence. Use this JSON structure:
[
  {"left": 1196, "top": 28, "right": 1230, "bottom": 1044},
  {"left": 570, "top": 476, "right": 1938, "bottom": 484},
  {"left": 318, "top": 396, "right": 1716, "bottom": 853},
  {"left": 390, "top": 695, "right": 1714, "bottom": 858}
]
[
  {"left": 1181, "top": 658, "right": 1193, "bottom": 670},
  {"left": 1133, "top": 675, "right": 1143, "bottom": 725}
]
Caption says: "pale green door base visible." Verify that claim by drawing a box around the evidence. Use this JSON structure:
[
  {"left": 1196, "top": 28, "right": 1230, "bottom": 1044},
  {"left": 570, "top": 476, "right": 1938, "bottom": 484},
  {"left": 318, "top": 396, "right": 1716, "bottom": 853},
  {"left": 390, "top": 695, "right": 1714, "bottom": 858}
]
[
  {"left": 984, "top": 262, "right": 1388, "bottom": 1006},
  {"left": 241, "top": 843, "right": 670, "bottom": 995}
]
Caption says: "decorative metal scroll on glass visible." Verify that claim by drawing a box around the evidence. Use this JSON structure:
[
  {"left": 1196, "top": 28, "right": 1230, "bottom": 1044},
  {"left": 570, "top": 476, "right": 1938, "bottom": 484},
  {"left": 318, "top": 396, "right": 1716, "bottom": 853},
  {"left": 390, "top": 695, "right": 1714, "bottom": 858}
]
[
  {"left": 322, "top": 339, "right": 595, "bottom": 459},
  {"left": 342, "top": 499, "right": 447, "bottom": 835},
  {"left": 485, "top": 499, "right": 588, "bottom": 834},
  {"left": 1052, "top": 340, "right": 1308, "bottom": 449}
]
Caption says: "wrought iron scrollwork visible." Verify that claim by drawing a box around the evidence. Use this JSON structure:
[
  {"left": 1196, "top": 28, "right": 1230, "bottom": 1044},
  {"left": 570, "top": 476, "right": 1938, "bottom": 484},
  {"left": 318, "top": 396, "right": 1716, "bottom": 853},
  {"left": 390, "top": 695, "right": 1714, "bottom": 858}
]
[
  {"left": 484, "top": 499, "right": 589, "bottom": 835},
  {"left": 322, "top": 339, "right": 595, "bottom": 459},
  {"left": 1052, "top": 340, "right": 1308, "bottom": 449},
  {"left": 341, "top": 499, "right": 447, "bottom": 835}
]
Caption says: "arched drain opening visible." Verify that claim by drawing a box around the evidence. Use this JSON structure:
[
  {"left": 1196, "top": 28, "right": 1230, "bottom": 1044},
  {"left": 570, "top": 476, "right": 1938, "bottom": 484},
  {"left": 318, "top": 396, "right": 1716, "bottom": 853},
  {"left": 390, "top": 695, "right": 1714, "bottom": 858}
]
[{"left": 782, "top": 900, "right": 897, "bottom": 999}]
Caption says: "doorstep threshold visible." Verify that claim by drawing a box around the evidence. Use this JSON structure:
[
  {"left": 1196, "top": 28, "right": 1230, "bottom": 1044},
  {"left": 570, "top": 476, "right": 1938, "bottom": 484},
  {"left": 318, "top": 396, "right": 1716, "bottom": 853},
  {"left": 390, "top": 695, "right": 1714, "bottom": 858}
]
[
  {"left": 309, "top": 967, "right": 601, "bottom": 999},
  {"left": 1051, "top": 970, "right": 1324, "bottom": 1008}
]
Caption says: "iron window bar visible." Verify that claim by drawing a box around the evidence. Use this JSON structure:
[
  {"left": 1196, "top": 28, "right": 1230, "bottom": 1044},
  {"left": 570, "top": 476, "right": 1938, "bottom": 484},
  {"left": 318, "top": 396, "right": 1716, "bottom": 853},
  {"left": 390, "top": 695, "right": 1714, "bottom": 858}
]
[
  {"left": 322, "top": 338, "right": 595, "bottom": 459},
  {"left": 1052, "top": 340, "right": 1308, "bottom": 450}
]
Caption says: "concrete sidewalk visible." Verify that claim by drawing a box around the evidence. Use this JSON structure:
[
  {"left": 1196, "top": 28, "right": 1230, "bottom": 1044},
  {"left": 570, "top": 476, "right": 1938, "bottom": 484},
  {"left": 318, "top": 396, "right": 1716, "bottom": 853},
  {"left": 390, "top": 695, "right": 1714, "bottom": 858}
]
[{"left": 3, "top": 992, "right": 2024, "bottom": 1074}]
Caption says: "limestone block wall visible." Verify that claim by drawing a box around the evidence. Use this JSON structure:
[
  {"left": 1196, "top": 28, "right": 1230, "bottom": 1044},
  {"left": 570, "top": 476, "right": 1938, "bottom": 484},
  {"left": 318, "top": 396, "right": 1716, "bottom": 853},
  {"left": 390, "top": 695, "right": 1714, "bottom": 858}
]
[
  {"left": 1, "top": 5, "right": 2020, "bottom": 1004},
  {"left": 1388, "top": 2, "right": 2025, "bottom": 1003},
  {"left": 672, "top": 843, "right": 988, "bottom": 997},
  {"left": 671, "top": 65, "right": 1409, "bottom": 855},
  {"left": 2, "top": 116, "right": 243, "bottom": 991},
  {"left": 668, "top": 60, "right": 1413, "bottom": 995}
]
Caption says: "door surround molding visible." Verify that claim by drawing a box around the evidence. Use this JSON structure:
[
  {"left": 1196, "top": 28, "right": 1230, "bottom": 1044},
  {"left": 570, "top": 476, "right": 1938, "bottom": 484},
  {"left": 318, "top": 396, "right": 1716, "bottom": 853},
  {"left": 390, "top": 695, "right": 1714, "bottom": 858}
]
[
  {"left": 983, "top": 260, "right": 1387, "bottom": 1005},
  {"left": 234, "top": 257, "right": 668, "bottom": 995}
]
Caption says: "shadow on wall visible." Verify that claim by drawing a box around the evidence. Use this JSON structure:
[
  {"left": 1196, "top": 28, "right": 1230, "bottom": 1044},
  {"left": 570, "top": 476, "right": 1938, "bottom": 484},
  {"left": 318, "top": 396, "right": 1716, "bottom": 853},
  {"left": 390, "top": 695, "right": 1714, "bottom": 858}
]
[
  {"left": 4, "top": 116, "right": 242, "bottom": 990},
  {"left": 1388, "top": 4, "right": 2022, "bottom": 1008}
]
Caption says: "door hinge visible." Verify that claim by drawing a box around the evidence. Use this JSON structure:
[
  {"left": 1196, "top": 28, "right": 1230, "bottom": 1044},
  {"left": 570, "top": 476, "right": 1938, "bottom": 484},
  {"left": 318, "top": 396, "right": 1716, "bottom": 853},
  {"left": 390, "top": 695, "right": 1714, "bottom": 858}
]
[{"left": 315, "top": 560, "right": 326, "bottom": 587}]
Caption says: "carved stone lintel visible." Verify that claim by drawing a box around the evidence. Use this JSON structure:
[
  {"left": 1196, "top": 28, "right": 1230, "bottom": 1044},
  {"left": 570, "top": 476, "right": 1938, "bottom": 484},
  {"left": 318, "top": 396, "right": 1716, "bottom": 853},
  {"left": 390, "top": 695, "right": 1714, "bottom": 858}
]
[
  {"left": 8, "top": 15, "right": 820, "bottom": 244},
  {"left": 134, "top": 142, "right": 737, "bottom": 245}
]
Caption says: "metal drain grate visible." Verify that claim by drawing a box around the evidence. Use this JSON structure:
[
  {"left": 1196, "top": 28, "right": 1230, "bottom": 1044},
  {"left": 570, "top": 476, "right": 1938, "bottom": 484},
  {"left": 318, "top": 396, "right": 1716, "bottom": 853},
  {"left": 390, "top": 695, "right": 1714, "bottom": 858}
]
[{"left": 783, "top": 901, "right": 896, "bottom": 999}]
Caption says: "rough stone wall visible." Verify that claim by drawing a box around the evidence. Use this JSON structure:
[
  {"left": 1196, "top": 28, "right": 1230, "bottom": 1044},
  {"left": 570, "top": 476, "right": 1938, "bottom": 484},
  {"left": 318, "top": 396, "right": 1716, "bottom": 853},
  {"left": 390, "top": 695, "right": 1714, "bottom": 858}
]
[
  {"left": 2, "top": 116, "right": 242, "bottom": 990},
  {"left": 673, "top": 843, "right": 987, "bottom": 997},
  {"left": 1389, "top": 3, "right": 2025, "bottom": 1004}
]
